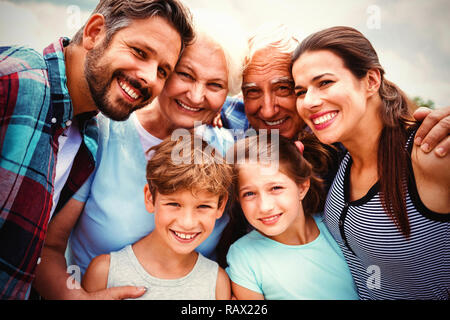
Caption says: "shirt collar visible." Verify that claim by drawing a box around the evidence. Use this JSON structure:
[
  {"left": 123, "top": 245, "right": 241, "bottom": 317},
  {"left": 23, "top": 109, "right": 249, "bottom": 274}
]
[{"left": 43, "top": 37, "right": 73, "bottom": 128}]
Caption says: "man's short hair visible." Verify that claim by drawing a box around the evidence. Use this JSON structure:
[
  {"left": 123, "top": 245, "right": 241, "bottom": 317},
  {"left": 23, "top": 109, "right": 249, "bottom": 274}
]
[
  {"left": 72, "top": 0, "right": 194, "bottom": 53},
  {"left": 146, "top": 130, "right": 233, "bottom": 207}
]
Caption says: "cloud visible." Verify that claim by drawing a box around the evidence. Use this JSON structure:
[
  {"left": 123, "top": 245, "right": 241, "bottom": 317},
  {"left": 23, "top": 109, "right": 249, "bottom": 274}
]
[
  {"left": 1, "top": 0, "right": 447, "bottom": 107},
  {"left": 362, "top": 0, "right": 450, "bottom": 107},
  {"left": 379, "top": 49, "right": 450, "bottom": 108},
  {"left": 380, "top": 0, "right": 450, "bottom": 56},
  {"left": 183, "top": 0, "right": 449, "bottom": 106},
  {"left": 0, "top": 0, "right": 91, "bottom": 51},
  {"left": 184, "top": 0, "right": 373, "bottom": 40},
  {"left": 12, "top": 0, "right": 96, "bottom": 10}
]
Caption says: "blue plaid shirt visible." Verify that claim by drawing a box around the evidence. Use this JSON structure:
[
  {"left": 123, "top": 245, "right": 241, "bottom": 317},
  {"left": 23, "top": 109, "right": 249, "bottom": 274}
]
[
  {"left": 0, "top": 38, "right": 98, "bottom": 299},
  {"left": 220, "top": 96, "right": 249, "bottom": 131}
]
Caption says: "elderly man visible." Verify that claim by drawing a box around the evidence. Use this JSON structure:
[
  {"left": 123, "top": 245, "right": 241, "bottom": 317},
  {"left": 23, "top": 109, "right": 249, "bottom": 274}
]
[
  {"left": 219, "top": 24, "right": 301, "bottom": 139},
  {"left": 219, "top": 23, "right": 449, "bottom": 154},
  {"left": 0, "top": 0, "right": 194, "bottom": 300}
]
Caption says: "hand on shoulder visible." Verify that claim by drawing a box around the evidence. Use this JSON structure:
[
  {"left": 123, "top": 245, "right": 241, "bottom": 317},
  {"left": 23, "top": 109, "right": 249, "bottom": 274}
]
[{"left": 412, "top": 143, "right": 450, "bottom": 214}]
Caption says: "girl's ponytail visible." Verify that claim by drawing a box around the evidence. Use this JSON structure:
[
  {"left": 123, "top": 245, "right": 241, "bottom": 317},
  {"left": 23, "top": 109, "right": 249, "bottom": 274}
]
[{"left": 293, "top": 131, "right": 333, "bottom": 215}]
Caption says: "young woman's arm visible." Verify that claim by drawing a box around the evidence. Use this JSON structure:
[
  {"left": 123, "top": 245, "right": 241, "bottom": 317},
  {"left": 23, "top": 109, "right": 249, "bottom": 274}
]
[
  {"left": 411, "top": 144, "right": 450, "bottom": 213},
  {"left": 215, "top": 267, "right": 232, "bottom": 300},
  {"left": 231, "top": 281, "right": 265, "bottom": 300}
]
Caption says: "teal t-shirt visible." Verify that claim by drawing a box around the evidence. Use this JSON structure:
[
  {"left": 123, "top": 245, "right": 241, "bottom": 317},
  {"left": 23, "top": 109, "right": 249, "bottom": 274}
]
[{"left": 226, "top": 214, "right": 359, "bottom": 300}]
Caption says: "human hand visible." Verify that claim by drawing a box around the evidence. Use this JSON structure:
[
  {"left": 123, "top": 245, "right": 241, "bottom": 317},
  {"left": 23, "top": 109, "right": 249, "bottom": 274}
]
[
  {"left": 84, "top": 286, "right": 147, "bottom": 300},
  {"left": 295, "top": 140, "right": 305, "bottom": 154},
  {"left": 212, "top": 113, "right": 223, "bottom": 128},
  {"left": 413, "top": 106, "right": 450, "bottom": 157}
]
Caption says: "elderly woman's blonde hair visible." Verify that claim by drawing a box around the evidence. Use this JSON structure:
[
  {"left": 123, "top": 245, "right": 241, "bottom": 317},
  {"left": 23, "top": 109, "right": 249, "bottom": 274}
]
[
  {"left": 245, "top": 23, "right": 299, "bottom": 70},
  {"left": 191, "top": 8, "right": 248, "bottom": 96}
]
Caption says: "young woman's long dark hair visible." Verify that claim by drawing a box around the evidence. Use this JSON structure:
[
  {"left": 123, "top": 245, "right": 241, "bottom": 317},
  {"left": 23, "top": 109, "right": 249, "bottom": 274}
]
[
  {"left": 292, "top": 26, "right": 417, "bottom": 238},
  {"left": 217, "top": 132, "right": 332, "bottom": 268}
]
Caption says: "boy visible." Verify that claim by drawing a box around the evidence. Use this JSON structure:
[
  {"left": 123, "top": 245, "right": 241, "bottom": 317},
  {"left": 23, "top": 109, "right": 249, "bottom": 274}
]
[{"left": 81, "top": 132, "right": 232, "bottom": 299}]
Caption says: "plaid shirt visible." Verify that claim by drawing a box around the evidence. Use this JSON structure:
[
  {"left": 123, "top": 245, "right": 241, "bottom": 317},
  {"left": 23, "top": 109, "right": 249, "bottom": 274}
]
[
  {"left": 220, "top": 96, "right": 249, "bottom": 131},
  {"left": 0, "top": 38, "right": 98, "bottom": 299}
]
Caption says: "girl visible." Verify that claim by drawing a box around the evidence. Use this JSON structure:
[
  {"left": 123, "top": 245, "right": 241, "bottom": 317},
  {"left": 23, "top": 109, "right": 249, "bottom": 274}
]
[
  {"left": 292, "top": 26, "right": 449, "bottom": 299},
  {"left": 225, "top": 133, "right": 359, "bottom": 300}
]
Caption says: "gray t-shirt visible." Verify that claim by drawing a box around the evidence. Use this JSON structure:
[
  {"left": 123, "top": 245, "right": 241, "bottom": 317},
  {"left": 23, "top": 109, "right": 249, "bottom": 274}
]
[{"left": 107, "top": 245, "right": 218, "bottom": 300}]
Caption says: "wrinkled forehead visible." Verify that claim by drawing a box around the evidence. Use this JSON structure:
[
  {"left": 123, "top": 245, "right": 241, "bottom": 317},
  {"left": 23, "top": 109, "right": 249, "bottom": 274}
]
[{"left": 243, "top": 47, "right": 293, "bottom": 82}]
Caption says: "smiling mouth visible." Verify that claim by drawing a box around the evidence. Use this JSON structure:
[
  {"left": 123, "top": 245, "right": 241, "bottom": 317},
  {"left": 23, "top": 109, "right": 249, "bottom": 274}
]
[
  {"left": 118, "top": 78, "right": 141, "bottom": 101},
  {"left": 311, "top": 111, "right": 338, "bottom": 126},
  {"left": 176, "top": 99, "right": 202, "bottom": 112},
  {"left": 259, "top": 213, "right": 282, "bottom": 225},
  {"left": 263, "top": 117, "right": 288, "bottom": 126},
  {"left": 171, "top": 230, "right": 200, "bottom": 242}
]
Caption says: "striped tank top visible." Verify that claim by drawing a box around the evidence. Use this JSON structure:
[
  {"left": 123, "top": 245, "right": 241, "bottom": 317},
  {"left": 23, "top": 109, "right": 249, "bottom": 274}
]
[{"left": 324, "top": 131, "right": 449, "bottom": 299}]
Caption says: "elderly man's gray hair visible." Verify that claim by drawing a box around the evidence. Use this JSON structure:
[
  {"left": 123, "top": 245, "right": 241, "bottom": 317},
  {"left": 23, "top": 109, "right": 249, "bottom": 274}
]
[{"left": 245, "top": 23, "right": 299, "bottom": 70}]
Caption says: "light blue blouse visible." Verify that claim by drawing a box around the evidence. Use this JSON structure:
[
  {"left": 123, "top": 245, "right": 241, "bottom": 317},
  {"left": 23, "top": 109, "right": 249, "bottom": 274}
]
[
  {"left": 226, "top": 214, "right": 359, "bottom": 300},
  {"left": 67, "top": 113, "right": 235, "bottom": 275}
]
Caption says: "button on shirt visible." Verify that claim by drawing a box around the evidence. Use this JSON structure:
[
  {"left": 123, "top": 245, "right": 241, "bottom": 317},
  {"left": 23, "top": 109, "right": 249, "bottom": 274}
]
[{"left": 0, "top": 38, "right": 98, "bottom": 299}]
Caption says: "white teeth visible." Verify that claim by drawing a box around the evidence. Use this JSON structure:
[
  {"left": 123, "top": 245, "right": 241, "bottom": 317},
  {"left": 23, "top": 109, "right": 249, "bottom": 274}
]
[
  {"left": 177, "top": 100, "right": 201, "bottom": 112},
  {"left": 174, "top": 231, "right": 197, "bottom": 240},
  {"left": 264, "top": 118, "right": 286, "bottom": 126},
  {"left": 119, "top": 80, "right": 140, "bottom": 100},
  {"left": 260, "top": 214, "right": 281, "bottom": 223},
  {"left": 312, "top": 112, "right": 337, "bottom": 125}
]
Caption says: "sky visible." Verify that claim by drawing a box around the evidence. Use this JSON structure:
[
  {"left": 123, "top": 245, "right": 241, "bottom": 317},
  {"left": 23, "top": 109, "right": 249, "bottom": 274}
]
[{"left": 0, "top": 0, "right": 449, "bottom": 108}]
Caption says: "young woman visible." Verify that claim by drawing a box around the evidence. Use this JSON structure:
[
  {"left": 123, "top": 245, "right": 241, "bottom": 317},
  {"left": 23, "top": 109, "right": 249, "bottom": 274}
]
[{"left": 292, "top": 26, "right": 449, "bottom": 299}]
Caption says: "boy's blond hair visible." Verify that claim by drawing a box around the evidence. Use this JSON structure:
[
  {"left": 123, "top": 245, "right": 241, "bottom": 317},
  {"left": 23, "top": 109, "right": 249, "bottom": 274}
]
[{"left": 146, "top": 131, "right": 233, "bottom": 207}]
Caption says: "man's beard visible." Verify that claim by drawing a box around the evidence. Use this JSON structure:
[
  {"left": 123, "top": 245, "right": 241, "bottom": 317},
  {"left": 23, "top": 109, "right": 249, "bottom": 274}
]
[{"left": 84, "top": 44, "right": 152, "bottom": 121}]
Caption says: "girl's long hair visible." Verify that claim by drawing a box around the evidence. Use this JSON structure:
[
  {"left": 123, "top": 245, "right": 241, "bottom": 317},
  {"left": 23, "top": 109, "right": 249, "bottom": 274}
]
[
  {"left": 217, "top": 132, "right": 332, "bottom": 268},
  {"left": 292, "top": 26, "right": 417, "bottom": 238}
]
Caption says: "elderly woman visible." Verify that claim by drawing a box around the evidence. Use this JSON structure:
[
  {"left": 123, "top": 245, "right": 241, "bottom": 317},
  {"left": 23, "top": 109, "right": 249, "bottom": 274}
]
[{"left": 34, "top": 9, "right": 247, "bottom": 300}]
